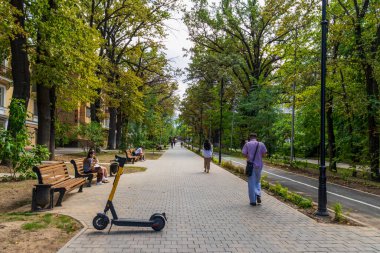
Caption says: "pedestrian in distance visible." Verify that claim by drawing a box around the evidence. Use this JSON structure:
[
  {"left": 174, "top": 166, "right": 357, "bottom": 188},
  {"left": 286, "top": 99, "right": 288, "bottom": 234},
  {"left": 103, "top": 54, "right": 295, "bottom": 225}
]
[
  {"left": 242, "top": 133, "right": 267, "bottom": 206},
  {"left": 203, "top": 139, "right": 213, "bottom": 173},
  {"left": 170, "top": 137, "right": 174, "bottom": 149}
]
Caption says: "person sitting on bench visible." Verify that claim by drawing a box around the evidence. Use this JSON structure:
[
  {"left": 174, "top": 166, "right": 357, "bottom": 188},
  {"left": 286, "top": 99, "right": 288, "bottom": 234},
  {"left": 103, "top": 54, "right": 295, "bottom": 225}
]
[
  {"left": 84, "top": 150, "right": 109, "bottom": 185},
  {"left": 135, "top": 147, "right": 145, "bottom": 161}
]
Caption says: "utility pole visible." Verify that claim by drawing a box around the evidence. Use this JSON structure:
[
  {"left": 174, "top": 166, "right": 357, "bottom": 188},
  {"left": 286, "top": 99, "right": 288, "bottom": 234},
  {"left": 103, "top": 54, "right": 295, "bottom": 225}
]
[{"left": 219, "top": 78, "right": 224, "bottom": 164}]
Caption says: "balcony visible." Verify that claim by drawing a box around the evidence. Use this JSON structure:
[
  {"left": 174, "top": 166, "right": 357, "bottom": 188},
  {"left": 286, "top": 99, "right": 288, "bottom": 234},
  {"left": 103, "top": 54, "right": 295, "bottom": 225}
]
[{"left": 0, "top": 64, "right": 12, "bottom": 80}]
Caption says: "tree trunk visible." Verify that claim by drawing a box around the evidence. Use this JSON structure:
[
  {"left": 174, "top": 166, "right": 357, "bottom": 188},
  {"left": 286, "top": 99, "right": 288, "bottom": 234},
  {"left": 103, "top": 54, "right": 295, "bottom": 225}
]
[
  {"left": 326, "top": 92, "right": 336, "bottom": 172},
  {"left": 352, "top": 8, "right": 380, "bottom": 180},
  {"left": 365, "top": 64, "right": 380, "bottom": 179},
  {"left": 37, "top": 85, "right": 51, "bottom": 147},
  {"left": 36, "top": 14, "right": 50, "bottom": 147},
  {"left": 8, "top": 0, "right": 31, "bottom": 132},
  {"left": 107, "top": 107, "right": 117, "bottom": 149},
  {"left": 49, "top": 86, "right": 56, "bottom": 160},
  {"left": 339, "top": 69, "right": 359, "bottom": 165},
  {"left": 116, "top": 109, "right": 124, "bottom": 149},
  {"left": 90, "top": 89, "right": 101, "bottom": 122}
]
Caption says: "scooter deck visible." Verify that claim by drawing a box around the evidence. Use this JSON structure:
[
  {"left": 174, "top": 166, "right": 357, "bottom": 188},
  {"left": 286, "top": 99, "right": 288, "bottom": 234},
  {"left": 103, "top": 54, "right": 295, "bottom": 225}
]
[{"left": 112, "top": 218, "right": 153, "bottom": 227}]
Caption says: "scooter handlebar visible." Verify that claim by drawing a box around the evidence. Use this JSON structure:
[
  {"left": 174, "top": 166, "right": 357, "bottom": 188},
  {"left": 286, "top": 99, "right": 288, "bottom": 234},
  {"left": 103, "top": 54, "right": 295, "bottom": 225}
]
[{"left": 115, "top": 155, "right": 127, "bottom": 167}]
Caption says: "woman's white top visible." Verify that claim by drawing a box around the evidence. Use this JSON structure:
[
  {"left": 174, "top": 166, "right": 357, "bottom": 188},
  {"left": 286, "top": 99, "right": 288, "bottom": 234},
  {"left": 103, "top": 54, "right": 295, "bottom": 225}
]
[{"left": 203, "top": 148, "right": 213, "bottom": 158}]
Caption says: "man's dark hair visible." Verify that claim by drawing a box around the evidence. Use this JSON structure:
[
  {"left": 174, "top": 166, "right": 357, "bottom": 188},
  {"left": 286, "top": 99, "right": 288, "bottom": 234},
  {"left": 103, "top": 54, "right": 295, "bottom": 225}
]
[{"left": 249, "top": 133, "right": 257, "bottom": 140}]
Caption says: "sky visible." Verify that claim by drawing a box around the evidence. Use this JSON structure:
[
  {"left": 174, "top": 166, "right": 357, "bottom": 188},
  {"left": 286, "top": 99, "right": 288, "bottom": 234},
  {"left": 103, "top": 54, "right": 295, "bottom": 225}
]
[
  {"left": 163, "top": 7, "right": 193, "bottom": 100},
  {"left": 162, "top": 0, "right": 265, "bottom": 101}
]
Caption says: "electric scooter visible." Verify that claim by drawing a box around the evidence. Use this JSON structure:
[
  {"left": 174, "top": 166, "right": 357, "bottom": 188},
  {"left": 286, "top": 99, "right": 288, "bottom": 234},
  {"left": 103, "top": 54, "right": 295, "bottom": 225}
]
[{"left": 92, "top": 155, "right": 167, "bottom": 232}]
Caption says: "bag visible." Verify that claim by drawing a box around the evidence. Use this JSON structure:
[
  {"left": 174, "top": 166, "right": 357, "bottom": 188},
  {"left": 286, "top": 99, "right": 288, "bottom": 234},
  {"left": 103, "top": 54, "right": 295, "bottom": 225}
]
[
  {"left": 245, "top": 142, "right": 260, "bottom": 177},
  {"left": 245, "top": 161, "right": 254, "bottom": 177}
]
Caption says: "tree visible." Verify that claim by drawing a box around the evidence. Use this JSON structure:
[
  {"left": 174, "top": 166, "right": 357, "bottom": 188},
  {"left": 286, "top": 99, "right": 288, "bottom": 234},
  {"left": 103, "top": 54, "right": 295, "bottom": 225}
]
[
  {"left": 30, "top": 0, "right": 101, "bottom": 159},
  {"left": 6, "top": 0, "right": 31, "bottom": 136}
]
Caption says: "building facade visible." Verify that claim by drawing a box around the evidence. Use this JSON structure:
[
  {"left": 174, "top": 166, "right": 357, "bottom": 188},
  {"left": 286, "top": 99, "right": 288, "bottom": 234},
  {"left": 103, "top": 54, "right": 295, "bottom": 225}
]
[
  {"left": 1, "top": 59, "right": 109, "bottom": 147},
  {"left": 0, "top": 59, "right": 38, "bottom": 145}
]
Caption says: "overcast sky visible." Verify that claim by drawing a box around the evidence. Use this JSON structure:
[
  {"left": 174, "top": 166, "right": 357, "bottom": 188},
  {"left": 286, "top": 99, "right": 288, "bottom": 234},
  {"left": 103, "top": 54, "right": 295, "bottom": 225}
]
[
  {"left": 162, "top": 0, "right": 265, "bottom": 100},
  {"left": 163, "top": 7, "right": 193, "bottom": 100}
]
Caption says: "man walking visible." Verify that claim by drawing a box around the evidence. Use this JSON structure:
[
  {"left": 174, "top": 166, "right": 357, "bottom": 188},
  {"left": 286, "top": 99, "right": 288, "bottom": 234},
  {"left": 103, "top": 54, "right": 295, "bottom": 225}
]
[{"left": 242, "top": 133, "right": 267, "bottom": 206}]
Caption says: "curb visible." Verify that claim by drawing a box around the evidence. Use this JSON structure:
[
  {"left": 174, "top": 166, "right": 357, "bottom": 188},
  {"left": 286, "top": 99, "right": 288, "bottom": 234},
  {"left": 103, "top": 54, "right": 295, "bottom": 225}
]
[{"left": 57, "top": 216, "right": 88, "bottom": 253}]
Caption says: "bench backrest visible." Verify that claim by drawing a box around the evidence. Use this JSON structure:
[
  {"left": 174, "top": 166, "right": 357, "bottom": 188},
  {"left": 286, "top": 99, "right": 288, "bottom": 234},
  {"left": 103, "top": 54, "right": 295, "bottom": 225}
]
[
  {"left": 33, "top": 162, "right": 70, "bottom": 185},
  {"left": 70, "top": 158, "right": 87, "bottom": 177}
]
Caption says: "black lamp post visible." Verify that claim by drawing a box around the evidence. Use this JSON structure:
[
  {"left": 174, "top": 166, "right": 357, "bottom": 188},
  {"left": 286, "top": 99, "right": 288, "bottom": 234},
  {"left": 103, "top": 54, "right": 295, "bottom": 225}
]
[
  {"left": 317, "top": 0, "right": 329, "bottom": 216},
  {"left": 218, "top": 77, "right": 224, "bottom": 164}
]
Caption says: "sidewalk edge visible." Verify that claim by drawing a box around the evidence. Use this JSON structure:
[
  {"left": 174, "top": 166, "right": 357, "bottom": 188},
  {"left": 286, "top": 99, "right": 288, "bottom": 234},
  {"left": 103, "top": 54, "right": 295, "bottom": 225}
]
[{"left": 57, "top": 217, "right": 88, "bottom": 253}]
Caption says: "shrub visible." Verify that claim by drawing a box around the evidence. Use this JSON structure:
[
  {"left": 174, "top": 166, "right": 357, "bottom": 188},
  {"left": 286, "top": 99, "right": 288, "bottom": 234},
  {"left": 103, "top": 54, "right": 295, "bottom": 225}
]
[
  {"left": 0, "top": 99, "right": 50, "bottom": 179},
  {"left": 278, "top": 187, "right": 288, "bottom": 198},
  {"left": 298, "top": 198, "right": 313, "bottom": 208},
  {"left": 334, "top": 203, "right": 344, "bottom": 222},
  {"left": 55, "top": 121, "right": 75, "bottom": 146},
  {"left": 77, "top": 122, "right": 106, "bottom": 152}
]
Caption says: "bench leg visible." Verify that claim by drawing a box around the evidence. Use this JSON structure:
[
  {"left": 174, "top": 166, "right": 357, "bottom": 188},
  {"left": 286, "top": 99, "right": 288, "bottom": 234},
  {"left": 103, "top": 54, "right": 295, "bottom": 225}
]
[
  {"left": 78, "top": 184, "right": 84, "bottom": 192},
  {"left": 55, "top": 189, "right": 66, "bottom": 207},
  {"left": 87, "top": 174, "right": 93, "bottom": 187},
  {"left": 49, "top": 189, "right": 54, "bottom": 209},
  {"left": 31, "top": 188, "right": 37, "bottom": 211}
]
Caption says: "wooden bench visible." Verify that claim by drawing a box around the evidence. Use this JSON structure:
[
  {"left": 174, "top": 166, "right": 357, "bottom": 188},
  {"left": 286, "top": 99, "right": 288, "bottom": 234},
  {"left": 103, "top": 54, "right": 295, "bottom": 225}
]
[
  {"left": 125, "top": 150, "right": 137, "bottom": 164},
  {"left": 32, "top": 162, "right": 86, "bottom": 207},
  {"left": 70, "top": 158, "right": 98, "bottom": 187}
]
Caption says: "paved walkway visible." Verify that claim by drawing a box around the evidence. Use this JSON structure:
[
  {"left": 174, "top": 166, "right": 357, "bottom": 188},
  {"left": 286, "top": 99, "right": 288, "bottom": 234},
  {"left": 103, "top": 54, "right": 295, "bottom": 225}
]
[{"left": 56, "top": 146, "right": 380, "bottom": 253}]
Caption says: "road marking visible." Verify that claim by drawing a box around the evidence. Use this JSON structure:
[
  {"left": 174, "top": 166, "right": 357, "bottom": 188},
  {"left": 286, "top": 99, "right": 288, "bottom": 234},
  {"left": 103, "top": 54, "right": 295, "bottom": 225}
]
[{"left": 225, "top": 158, "right": 380, "bottom": 211}]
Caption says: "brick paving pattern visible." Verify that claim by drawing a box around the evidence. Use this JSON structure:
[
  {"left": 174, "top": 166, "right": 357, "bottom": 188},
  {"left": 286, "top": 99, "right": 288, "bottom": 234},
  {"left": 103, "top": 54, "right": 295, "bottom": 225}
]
[{"left": 56, "top": 146, "right": 380, "bottom": 253}]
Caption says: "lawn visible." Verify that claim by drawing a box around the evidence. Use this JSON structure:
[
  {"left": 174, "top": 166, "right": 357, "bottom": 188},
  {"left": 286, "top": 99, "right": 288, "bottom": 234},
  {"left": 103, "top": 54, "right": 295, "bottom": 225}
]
[{"left": 0, "top": 212, "right": 82, "bottom": 253}]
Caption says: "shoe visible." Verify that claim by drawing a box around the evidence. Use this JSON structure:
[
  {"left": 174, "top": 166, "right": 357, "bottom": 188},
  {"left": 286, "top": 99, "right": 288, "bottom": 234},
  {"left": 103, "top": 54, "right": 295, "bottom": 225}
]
[
  {"left": 204, "top": 169, "right": 206, "bottom": 172},
  {"left": 250, "top": 202, "right": 257, "bottom": 206},
  {"left": 96, "top": 182, "right": 103, "bottom": 185},
  {"left": 207, "top": 170, "right": 209, "bottom": 173},
  {"left": 102, "top": 180, "right": 109, "bottom": 183},
  {"left": 257, "top": 196, "right": 261, "bottom": 204}
]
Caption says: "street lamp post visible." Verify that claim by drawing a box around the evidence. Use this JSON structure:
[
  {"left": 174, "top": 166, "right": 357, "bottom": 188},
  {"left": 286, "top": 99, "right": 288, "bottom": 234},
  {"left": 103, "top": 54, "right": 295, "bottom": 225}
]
[
  {"left": 317, "top": 0, "right": 329, "bottom": 216},
  {"left": 219, "top": 78, "right": 224, "bottom": 165},
  {"left": 291, "top": 27, "right": 298, "bottom": 163}
]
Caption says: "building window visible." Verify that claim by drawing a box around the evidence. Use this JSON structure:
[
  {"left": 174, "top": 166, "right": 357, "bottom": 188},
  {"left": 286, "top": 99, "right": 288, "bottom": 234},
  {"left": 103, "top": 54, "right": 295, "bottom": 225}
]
[
  {"left": 0, "top": 86, "right": 4, "bottom": 107},
  {"left": 104, "top": 118, "right": 110, "bottom": 128},
  {"left": 34, "top": 100, "right": 38, "bottom": 116},
  {"left": 86, "top": 107, "right": 91, "bottom": 118}
]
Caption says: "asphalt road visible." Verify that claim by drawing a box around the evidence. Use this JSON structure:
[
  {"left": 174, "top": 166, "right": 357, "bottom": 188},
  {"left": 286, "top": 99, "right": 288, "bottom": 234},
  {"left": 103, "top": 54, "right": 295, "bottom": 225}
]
[{"left": 218, "top": 154, "right": 380, "bottom": 229}]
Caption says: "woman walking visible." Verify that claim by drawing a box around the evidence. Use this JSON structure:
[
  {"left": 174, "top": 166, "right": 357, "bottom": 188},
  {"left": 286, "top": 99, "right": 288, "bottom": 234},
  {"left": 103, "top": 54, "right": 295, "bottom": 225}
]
[{"left": 203, "top": 139, "right": 213, "bottom": 173}]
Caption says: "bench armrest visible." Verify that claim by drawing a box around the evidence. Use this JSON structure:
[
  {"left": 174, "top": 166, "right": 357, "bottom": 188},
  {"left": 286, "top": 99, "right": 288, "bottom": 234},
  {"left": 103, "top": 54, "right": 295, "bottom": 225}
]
[{"left": 34, "top": 184, "right": 53, "bottom": 187}]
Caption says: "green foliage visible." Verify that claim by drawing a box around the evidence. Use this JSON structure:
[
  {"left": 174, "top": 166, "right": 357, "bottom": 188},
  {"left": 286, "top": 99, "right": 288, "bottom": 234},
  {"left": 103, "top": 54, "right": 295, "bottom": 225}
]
[
  {"left": 0, "top": 212, "right": 36, "bottom": 222},
  {"left": 333, "top": 203, "right": 344, "bottom": 222},
  {"left": 17, "top": 145, "right": 50, "bottom": 179},
  {"left": 55, "top": 121, "right": 75, "bottom": 147},
  {"left": 261, "top": 178, "right": 312, "bottom": 209},
  {"left": 19, "top": 213, "right": 80, "bottom": 233},
  {"left": 77, "top": 122, "right": 106, "bottom": 152},
  {"left": 21, "top": 221, "right": 48, "bottom": 231},
  {"left": 0, "top": 99, "right": 49, "bottom": 179}
]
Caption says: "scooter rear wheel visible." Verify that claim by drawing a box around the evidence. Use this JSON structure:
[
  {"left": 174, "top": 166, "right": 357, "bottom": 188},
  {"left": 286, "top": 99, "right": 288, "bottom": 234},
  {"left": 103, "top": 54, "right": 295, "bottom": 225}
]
[
  {"left": 150, "top": 215, "right": 166, "bottom": 231},
  {"left": 93, "top": 214, "right": 109, "bottom": 230}
]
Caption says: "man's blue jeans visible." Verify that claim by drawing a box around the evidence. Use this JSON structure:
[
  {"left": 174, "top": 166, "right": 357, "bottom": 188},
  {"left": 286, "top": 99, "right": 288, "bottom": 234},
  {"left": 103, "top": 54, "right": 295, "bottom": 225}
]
[{"left": 248, "top": 168, "right": 262, "bottom": 203}]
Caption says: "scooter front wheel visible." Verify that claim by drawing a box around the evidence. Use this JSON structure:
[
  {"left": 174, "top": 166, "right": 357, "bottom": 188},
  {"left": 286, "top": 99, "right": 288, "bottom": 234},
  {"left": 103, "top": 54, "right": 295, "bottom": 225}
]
[
  {"left": 93, "top": 214, "right": 109, "bottom": 230},
  {"left": 150, "top": 215, "right": 166, "bottom": 231}
]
